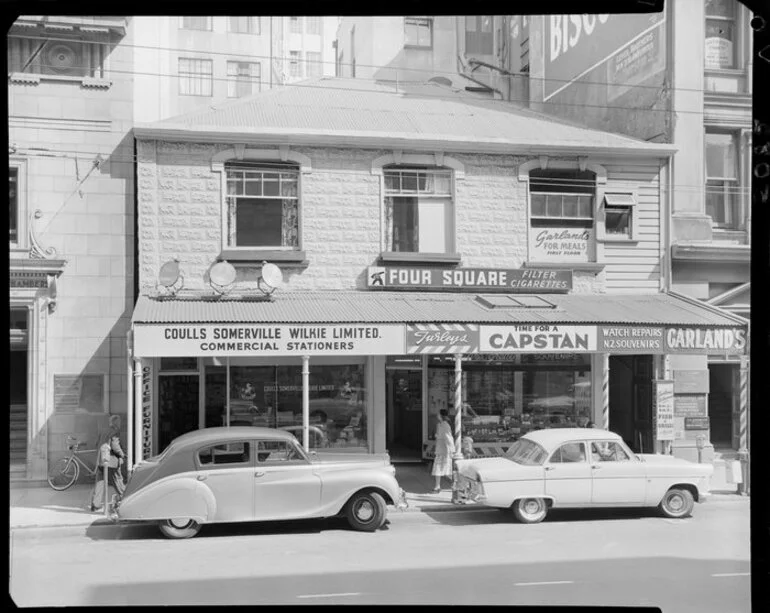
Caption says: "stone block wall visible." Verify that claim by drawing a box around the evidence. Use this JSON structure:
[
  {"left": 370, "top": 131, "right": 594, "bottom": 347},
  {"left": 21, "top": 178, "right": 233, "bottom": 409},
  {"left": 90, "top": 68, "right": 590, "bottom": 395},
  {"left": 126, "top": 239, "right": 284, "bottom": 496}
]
[{"left": 136, "top": 140, "right": 668, "bottom": 297}]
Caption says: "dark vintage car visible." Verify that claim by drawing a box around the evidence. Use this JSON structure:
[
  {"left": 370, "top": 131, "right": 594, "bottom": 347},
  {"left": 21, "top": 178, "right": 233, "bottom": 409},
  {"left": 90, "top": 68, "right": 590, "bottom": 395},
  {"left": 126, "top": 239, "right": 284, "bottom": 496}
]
[{"left": 115, "top": 427, "right": 407, "bottom": 538}]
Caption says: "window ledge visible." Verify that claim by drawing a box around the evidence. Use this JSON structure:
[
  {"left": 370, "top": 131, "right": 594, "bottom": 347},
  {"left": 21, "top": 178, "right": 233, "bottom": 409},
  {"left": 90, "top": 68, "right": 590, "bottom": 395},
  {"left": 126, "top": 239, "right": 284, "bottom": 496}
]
[
  {"left": 523, "top": 261, "right": 605, "bottom": 274},
  {"left": 378, "top": 251, "right": 462, "bottom": 265},
  {"left": 8, "top": 73, "right": 112, "bottom": 89},
  {"left": 218, "top": 249, "right": 308, "bottom": 268},
  {"left": 704, "top": 67, "right": 746, "bottom": 76},
  {"left": 597, "top": 237, "right": 640, "bottom": 244}
]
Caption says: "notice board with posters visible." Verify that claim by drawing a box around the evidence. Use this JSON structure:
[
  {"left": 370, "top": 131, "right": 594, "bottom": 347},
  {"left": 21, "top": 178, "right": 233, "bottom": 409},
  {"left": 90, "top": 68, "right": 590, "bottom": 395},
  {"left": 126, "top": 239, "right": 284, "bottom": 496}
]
[{"left": 652, "top": 380, "right": 675, "bottom": 441}]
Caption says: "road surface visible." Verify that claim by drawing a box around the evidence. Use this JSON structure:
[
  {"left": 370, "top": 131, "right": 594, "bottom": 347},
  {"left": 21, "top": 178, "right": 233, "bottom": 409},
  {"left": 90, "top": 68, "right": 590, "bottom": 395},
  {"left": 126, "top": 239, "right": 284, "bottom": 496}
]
[{"left": 10, "top": 500, "right": 750, "bottom": 610}]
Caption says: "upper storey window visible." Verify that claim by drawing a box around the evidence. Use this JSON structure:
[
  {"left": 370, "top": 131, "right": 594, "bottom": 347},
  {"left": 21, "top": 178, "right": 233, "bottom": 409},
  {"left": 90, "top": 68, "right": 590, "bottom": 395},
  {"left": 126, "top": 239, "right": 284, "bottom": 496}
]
[
  {"left": 225, "top": 163, "right": 300, "bottom": 249},
  {"left": 705, "top": 0, "right": 736, "bottom": 69},
  {"left": 529, "top": 169, "right": 595, "bottom": 228},
  {"left": 383, "top": 166, "right": 453, "bottom": 254},
  {"left": 180, "top": 16, "right": 212, "bottom": 31},
  {"left": 9, "top": 167, "right": 19, "bottom": 245},
  {"left": 465, "top": 15, "right": 494, "bottom": 55},
  {"left": 705, "top": 131, "right": 741, "bottom": 229},
  {"left": 404, "top": 17, "right": 433, "bottom": 48}
]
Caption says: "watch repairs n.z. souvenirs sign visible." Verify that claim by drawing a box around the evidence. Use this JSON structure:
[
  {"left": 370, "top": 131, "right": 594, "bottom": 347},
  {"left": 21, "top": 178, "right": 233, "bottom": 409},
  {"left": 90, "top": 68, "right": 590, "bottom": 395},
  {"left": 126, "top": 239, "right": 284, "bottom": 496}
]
[{"left": 367, "top": 266, "right": 572, "bottom": 293}]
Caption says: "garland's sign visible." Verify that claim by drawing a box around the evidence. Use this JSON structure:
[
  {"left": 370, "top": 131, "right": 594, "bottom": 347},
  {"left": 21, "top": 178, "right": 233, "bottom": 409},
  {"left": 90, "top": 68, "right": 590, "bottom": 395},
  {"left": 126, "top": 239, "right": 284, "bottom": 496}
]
[
  {"left": 133, "top": 324, "right": 405, "bottom": 357},
  {"left": 367, "top": 266, "right": 572, "bottom": 292},
  {"left": 528, "top": 227, "right": 592, "bottom": 262},
  {"left": 480, "top": 325, "right": 597, "bottom": 352},
  {"left": 665, "top": 327, "right": 747, "bottom": 354}
]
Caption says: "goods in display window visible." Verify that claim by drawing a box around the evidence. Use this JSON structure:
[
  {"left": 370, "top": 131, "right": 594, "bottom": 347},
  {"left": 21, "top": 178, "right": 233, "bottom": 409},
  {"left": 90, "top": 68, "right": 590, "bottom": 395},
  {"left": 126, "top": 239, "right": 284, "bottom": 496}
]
[
  {"left": 427, "top": 354, "right": 592, "bottom": 449},
  {"left": 227, "top": 363, "right": 368, "bottom": 450}
]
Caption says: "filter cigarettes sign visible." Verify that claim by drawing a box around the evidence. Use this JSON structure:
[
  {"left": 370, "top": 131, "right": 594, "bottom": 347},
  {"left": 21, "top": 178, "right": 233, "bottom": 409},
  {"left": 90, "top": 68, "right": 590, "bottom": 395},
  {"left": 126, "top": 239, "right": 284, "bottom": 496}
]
[{"left": 367, "top": 266, "right": 572, "bottom": 292}]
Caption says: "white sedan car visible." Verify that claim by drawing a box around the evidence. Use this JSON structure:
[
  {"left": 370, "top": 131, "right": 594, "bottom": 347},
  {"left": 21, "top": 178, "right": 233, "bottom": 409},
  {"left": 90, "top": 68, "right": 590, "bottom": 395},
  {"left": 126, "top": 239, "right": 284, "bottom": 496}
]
[{"left": 455, "top": 428, "right": 713, "bottom": 523}]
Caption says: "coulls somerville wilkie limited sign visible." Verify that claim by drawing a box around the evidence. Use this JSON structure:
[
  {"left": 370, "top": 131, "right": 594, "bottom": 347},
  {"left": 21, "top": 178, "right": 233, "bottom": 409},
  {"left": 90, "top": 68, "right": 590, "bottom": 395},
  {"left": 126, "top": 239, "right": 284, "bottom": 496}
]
[{"left": 367, "top": 266, "right": 572, "bottom": 292}]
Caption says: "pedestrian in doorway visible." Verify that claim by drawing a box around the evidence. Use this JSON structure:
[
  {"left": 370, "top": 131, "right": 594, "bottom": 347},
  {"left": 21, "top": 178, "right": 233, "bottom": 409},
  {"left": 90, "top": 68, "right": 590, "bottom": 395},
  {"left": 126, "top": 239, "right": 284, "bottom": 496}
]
[
  {"left": 431, "top": 409, "right": 455, "bottom": 493},
  {"left": 91, "top": 414, "right": 126, "bottom": 512}
]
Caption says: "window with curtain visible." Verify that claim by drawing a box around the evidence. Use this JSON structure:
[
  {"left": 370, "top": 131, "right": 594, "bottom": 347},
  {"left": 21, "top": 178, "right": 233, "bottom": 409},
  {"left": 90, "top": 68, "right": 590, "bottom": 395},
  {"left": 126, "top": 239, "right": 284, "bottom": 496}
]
[
  {"left": 705, "top": 0, "right": 736, "bottom": 69},
  {"left": 228, "top": 16, "right": 260, "bottom": 34},
  {"left": 9, "top": 167, "right": 18, "bottom": 244},
  {"left": 178, "top": 57, "right": 213, "bottom": 96},
  {"left": 305, "top": 52, "right": 322, "bottom": 77},
  {"left": 705, "top": 131, "right": 741, "bottom": 229},
  {"left": 227, "top": 61, "right": 261, "bottom": 97},
  {"left": 289, "top": 51, "right": 301, "bottom": 78},
  {"left": 180, "top": 16, "right": 212, "bottom": 30},
  {"left": 306, "top": 16, "right": 321, "bottom": 34},
  {"left": 225, "top": 163, "right": 300, "bottom": 248},
  {"left": 383, "top": 166, "right": 453, "bottom": 253},
  {"left": 465, "top": 15, "right": 494, "bottom": 55},
  {"left": 404, "top": 17, "right": 433, "bottom": 48}
]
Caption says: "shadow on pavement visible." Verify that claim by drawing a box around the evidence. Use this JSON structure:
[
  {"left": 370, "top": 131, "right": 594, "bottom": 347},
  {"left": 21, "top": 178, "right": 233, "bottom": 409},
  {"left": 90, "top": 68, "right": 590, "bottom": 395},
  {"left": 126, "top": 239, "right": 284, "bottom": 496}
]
[
  {"left": 85, "top": 515, "right": 392, "bottom": 541},
  {"left": 422, "top": 505, "right": 663, "bottom": 526}
]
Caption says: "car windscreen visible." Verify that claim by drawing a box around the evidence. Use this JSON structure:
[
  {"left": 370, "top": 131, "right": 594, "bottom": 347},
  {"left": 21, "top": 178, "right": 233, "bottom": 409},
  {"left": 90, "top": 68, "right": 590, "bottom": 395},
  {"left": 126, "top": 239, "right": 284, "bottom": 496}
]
[{"left": 504, "top": 439, "right": 547, "bottom": 466}]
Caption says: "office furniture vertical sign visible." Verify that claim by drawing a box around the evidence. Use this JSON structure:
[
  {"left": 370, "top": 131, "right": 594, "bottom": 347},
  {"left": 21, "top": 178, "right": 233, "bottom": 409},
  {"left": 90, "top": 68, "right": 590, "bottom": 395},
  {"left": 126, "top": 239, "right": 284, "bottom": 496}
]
[
  {"left": 142, "top": 364, "right": 153, "bottom": 459},
  {"left": 653, "top": 379, "right": 675, "bottom": 441}
]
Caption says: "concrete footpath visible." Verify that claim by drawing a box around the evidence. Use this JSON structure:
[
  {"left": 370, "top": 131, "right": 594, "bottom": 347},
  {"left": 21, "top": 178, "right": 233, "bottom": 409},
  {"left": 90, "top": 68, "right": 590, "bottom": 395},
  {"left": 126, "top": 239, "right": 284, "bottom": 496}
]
[{"left": 9, "top": 457, "right": 747, "bottom": 531}]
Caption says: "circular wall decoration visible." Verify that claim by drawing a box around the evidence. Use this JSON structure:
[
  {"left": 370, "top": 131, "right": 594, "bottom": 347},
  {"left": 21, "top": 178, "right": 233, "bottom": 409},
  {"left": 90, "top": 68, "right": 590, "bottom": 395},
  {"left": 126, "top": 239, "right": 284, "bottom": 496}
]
[{"left": 46, "top": 43, "right": 80, "bottom": 74}]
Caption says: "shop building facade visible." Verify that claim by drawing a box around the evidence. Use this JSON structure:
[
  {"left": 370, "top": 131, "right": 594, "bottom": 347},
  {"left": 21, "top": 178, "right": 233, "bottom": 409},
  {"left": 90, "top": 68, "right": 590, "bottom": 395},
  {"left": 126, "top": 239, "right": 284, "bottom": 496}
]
[{"left": 128, "top": 78, "right": 746, "bottom": 467}]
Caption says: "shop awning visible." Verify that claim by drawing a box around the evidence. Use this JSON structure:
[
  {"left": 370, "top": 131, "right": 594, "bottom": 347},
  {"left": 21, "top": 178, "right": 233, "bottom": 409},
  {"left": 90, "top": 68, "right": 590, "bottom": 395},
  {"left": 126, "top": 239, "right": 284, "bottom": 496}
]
[{"left": 131, "top": 291, "right": 746, "bottom": 327}]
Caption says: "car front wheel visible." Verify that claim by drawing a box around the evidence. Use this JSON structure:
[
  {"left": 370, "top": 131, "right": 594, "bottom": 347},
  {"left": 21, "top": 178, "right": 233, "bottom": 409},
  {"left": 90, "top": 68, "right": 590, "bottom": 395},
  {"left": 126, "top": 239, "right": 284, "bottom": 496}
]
[
  {"left": 158, "top": 518, "right": 202, "bottom": 539},
  {"left": 345, "top": 491, "right": 387, "bottom": 532},
  {"left": 512, "top": 498, "right": 548, "bottom": 524},
  {"left": 658, "top": 488, "right": 694, "bottom": 519}
]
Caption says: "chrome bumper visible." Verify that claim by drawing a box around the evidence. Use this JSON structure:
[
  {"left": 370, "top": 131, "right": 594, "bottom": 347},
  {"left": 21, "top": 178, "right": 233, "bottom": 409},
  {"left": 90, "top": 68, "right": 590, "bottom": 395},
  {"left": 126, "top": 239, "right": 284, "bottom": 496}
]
[{"left": 395, "top": 488, "right": 409, "bottom": 511}]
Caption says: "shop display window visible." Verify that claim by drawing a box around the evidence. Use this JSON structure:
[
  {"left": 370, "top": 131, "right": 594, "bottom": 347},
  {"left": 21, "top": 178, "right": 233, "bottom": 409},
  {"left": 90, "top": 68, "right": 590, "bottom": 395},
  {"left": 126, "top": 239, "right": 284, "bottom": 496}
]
[
  {"left": 428, "top": 354, "right": 592, "bottom": 446},
  {"left": 227, "top": 363, "right": 367, "bottom": 451}
]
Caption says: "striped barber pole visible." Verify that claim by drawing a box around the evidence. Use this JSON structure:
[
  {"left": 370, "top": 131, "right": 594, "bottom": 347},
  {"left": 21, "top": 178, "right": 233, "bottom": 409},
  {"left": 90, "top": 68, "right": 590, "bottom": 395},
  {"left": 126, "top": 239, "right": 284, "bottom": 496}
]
[
  {"left": 739, "top": 360, "right": 748, "bottom": 450},
  {"left": 406, "top": 323, "right": 479, "bottom": 354},
  {"left": 602, "top": 354, "right": 610, "bottom": 429}
]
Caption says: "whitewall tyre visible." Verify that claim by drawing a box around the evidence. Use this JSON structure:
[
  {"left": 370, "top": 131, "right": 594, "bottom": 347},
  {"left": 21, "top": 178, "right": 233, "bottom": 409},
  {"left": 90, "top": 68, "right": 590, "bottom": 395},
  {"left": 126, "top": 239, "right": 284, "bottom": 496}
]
[
  {"left": 658, "top": 488, "right": 694, "bottom": 519},
  {"left": 512, "top": 498, "right": 548, "bottom": 524},
  {"left": 158, "top": 518, "right": 202, "bottom": 539},
  {"left": 345, "top": 491, "right": 387, "bottom": 532}
]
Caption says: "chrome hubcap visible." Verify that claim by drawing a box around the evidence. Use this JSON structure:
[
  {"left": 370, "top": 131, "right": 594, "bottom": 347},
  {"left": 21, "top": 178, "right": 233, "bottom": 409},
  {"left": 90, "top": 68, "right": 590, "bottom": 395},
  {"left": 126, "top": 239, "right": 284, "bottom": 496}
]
[
  {"left": 356, "top": 501, "right": 374, "bottom": 521},
  {"left": 523, "top": 499, "right": 541, "bottom": 515},
  {"left": 169, "top": 518, "right": 192, "bottom": 529},
  {"left": 668, "top": 495, "right": 684, "bottom": 512}
]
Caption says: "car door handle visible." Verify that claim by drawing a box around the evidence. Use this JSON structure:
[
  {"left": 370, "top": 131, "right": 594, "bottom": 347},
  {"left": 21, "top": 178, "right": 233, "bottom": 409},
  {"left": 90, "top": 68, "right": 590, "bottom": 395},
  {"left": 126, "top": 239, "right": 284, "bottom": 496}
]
[
  {"left": 197, "top": 475, "right": 207, "bottom": 481},
  {"left": 254, "top": 471, "right": 265, "bottom": 478},
  {"left": 591, "top": 465, "right": 601, "bottom": 469},
  {"left": 544, "top": 466, "right": 554, "bottom": 471}
]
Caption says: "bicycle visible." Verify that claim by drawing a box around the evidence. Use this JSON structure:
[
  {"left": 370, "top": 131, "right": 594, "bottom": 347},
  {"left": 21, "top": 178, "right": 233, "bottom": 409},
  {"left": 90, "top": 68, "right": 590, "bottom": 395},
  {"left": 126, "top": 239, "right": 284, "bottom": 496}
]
[{"left": 47, "top": 435, "right": 101, "bottom": 491}]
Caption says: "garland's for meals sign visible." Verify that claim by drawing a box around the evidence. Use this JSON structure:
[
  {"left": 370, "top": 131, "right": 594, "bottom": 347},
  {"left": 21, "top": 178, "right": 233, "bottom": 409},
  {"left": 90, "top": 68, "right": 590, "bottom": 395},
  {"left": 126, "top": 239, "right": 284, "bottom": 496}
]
[{"left": 367, "top": 266, "right": 572, "bottom": 292}]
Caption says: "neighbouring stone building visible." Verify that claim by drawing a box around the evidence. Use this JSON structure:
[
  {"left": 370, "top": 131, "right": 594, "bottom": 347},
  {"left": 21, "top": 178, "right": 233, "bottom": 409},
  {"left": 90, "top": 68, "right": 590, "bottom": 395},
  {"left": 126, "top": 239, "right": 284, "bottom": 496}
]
[{"left": 8, "top": 16, "right": 135, "bottom": 481}]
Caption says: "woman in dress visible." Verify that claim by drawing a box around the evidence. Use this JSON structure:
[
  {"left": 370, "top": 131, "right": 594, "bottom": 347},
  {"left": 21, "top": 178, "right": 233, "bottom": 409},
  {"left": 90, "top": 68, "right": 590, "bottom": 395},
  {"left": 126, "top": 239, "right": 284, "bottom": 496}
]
[{"left": 431, "top": 409, "right": 455, "bottom": 493}]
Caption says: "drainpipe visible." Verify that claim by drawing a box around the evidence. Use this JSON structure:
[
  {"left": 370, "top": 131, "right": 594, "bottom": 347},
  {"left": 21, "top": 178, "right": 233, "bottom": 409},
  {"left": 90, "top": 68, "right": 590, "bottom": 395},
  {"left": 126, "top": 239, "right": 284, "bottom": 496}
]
[
  {"left": 126, "top": 331, "right": 133, "bottom": 472},
  {"left": 302, "top": 355, "right": 310, "bottom": 452}
]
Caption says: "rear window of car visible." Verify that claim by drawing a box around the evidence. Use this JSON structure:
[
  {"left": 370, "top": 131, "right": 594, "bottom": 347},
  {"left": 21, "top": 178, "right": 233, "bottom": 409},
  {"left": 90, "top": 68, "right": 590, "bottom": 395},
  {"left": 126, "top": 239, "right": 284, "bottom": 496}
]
[
  {"left": 198, "top": 441, "right": 251, "bottom": 466},
  {"left": 505, "top": 439, "right": 547, "bottom": 465}
]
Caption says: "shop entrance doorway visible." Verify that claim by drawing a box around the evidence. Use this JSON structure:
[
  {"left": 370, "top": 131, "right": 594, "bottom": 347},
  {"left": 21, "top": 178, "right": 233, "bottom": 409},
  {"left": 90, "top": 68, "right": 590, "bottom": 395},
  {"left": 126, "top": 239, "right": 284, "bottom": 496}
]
[
  {"left": 708, "top": 363, "right": 736, "bottom": 448},
  {"left": 158, "top": 374, "right": 200, "bottom": 452},
  {"left": 10, "top": 308, "right": 28, "bottom": 476},
  {"left": 609, "top": 355, "right": 653, "bottom": 453},
  {"left": 386, "top": 369, "right": 423, "bottom": 462}
]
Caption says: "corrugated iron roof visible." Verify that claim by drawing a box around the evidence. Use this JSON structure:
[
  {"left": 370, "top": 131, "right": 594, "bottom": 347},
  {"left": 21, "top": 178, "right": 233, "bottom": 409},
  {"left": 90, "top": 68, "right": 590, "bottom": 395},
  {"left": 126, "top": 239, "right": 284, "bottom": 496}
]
[
  {"left": 131, "top": 291, "right": 746, "bottom": 327},
  {"left": 134, "top": 78, "right": 674, "bottom": 155}
]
